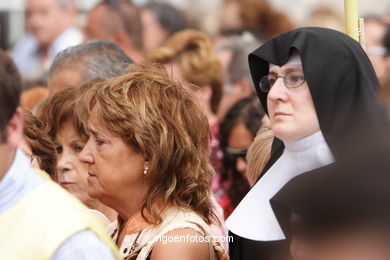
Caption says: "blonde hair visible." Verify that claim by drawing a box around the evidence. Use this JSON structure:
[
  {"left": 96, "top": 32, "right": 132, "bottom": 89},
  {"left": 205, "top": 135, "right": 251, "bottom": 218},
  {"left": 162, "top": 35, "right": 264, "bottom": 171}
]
[
  {"left": 246, "top": 116, "right": 273, "bottom": 186},
  {"left": 148, "top": 29, "right": 223, "bottom": 114},
  {"left": 76, "top": 64, "right": 215, "bottom": 224}
]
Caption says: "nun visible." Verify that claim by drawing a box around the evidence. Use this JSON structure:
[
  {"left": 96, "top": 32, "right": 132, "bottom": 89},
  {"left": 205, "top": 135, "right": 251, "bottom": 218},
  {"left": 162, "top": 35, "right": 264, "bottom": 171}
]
[
  {"left": 226, "top": 27, "right": 389, "bottom": 260},
  {"left": 271, "top": 141, "right": 390, "bottom": 260}
]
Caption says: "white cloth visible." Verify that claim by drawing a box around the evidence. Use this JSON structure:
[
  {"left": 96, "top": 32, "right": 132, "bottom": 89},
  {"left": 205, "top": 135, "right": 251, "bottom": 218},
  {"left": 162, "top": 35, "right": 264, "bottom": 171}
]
[
  {"left": 269, "top": 54, "right": 302, "bottom": 72},
  {"left": 12, "top": 27, "right": 82, "bottom": 81},
  {"left": 226, "top": 131, "right": 334, "bottom": 241},
  {"left": 0, "top": 149, "right": 116, "bottom": 260}
]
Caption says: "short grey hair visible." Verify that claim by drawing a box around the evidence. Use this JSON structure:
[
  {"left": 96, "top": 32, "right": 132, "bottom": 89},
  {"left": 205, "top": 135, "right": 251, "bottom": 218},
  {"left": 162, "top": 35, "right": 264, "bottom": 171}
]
[
  {"left": 49, "top": 40, "right": 133, "bottom": 81},
  {"left": 220, "top": 32, "right": 262, "bottom": 84}
]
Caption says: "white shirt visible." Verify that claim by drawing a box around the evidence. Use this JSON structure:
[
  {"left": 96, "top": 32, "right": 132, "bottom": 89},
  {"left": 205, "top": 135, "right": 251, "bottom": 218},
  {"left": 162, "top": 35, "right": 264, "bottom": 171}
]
[
  {"left": 12, "top": 27, "right": 82, "bottom": 81},
  {"left": 0, "top": 149, "right": 116, "bottom": 260},
  {"left": 226, "top": 131, "right": 335, "bottom": 241}
]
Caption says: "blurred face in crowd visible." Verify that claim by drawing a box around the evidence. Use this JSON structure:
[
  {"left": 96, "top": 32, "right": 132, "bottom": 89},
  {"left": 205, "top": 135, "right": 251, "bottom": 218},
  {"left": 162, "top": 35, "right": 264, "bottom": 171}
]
[
  {"left": 291, "top": 226, "right": 390, "bottom": 260},
  {"left": 365, "top": 20, "right": 387, "bottom": 79},
  {"left": 167, "top": 62, "right": 213, "bottom": 118},
  {"left": 227, "top": 123, "right": 253, "bottom": 174},
  {"left": 220, "top": 1, "right": 243, "bottom": 32},
  {"left": 26, "top": 0, "right": 73, "bottom": 47},
  {"left": 266, "top": 64, "right": 320, "bottom": 142},
  {"left": 55, "top": 120, "right": 91, "bottom": 204},
  {"left": 84, "top": 4, "right": 112, "bottom": 41},
  {"left": 79, "top": 106, "right": 148, "bottom": 208},
  {"left": 140, "top": 8, "right": 169, "bottom": 55},
  {"left": 47, "top": 68, "right": 84, "bottom": 97},
  {"left": 0, "top": 108, "right": 23, "bottom": 181}
]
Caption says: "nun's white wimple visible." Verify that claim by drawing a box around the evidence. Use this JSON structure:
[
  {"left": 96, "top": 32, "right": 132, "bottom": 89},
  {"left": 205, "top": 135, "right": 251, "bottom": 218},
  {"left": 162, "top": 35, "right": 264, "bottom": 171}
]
[{"left": 269, "top": 54, "right": 302, "bottom": 72}]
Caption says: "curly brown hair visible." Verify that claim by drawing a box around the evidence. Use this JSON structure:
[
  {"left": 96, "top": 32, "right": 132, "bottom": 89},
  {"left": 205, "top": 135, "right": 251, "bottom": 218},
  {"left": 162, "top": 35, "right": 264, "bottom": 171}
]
[
  {"left": 23, "top": 110, "right": 57, "bottom": 177},
  {"left": 76, "top": 63, "right": 215, "bottom": 225},
  {"left": 147, "top": 29, "right": 223, "bottom": 114},
  {"left": 38, "top": 87, "right": 88, "bottom": 142}
]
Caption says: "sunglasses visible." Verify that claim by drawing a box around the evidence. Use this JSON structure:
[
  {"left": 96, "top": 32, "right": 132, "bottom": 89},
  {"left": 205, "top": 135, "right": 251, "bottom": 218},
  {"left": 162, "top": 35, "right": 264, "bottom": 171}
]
[{"left": 225, "top": 147, "right": 249, "bottom": 161}]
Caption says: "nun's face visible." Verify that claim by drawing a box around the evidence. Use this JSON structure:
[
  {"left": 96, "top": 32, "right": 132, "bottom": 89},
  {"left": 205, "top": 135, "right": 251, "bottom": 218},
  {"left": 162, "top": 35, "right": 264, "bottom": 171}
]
[{"left": 267, "top": 65, "right": 320, "bottom": 142}]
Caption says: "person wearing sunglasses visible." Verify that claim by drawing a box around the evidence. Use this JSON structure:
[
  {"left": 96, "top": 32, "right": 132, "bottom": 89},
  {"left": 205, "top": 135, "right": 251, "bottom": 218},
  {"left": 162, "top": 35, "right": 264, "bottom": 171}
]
[
  {"left": 219, "top": 95, "right": 264, "bottom": 219},
  {"left": 226, "top": 27, "right": 390, "bottom": 260}
]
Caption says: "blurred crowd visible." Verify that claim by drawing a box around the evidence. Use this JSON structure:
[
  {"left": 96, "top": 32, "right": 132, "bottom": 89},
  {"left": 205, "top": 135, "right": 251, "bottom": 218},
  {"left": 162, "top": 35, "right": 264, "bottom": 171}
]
[{"left": 1, "top": 0, "right": 390, "bottom": 259}]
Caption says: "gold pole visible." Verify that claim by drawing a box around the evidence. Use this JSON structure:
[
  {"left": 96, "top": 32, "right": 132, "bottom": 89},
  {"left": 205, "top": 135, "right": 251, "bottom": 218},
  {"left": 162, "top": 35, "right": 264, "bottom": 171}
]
[{"left": 344, "top": 0, "right": 359, "bottom": 42}]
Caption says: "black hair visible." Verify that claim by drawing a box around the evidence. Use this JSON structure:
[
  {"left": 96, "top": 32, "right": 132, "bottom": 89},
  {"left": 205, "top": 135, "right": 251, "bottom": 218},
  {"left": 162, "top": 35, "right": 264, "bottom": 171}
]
[{"left": 219, "top": 95, "right": 264, "bottom": 213}]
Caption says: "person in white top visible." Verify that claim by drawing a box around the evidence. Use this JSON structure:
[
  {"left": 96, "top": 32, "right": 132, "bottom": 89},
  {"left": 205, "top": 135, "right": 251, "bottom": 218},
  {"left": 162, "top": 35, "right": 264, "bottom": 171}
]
[{"left": 12, "top": 0, "right": 82, "bottom": 81}]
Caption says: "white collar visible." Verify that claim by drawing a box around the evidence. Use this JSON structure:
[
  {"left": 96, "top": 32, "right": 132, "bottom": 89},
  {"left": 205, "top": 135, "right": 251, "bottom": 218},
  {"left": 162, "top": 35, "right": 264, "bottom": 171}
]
[
  {"left": 226, "top": 131, "right": 335, "bottom": 241},
  {"left": 284, "top": 131, "right": 326, "bottom": 152}
]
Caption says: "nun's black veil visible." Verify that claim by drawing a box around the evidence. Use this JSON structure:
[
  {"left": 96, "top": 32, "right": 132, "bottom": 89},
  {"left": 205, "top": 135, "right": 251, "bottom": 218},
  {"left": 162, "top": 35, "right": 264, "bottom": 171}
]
[
  {"left": 249, "top": 27, "right": 387, "bottom": 161},
  {"left": 271, "top": 141, "right": 390, "bottom": 239},
  {"left": 229, "top": 27, "right": 389, "bottom": 260}
]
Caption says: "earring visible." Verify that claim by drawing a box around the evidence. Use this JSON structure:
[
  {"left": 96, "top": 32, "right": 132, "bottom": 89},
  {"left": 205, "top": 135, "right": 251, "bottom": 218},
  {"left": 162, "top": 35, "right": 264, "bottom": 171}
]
[{"left": 143, "top": 167, "right": 149, "bottom": 175}]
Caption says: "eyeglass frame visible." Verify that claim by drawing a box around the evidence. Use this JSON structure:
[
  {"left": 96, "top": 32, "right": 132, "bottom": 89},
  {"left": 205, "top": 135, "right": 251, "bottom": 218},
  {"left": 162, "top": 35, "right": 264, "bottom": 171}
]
[{"left": 258, "top": 69, "right": 306, "bottom": 93}]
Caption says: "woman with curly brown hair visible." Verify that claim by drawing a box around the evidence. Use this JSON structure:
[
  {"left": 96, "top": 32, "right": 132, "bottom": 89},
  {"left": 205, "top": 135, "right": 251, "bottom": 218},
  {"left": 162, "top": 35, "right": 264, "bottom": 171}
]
[
  {"left": 147, "top": 30, "right": 226, "bottom": 239},
  {"left": 20, "top": 110, "right": 57, "bottom": 177},
  {"left": 77, "top": 64, "right": 228, "bottom": 260},
  {"left": 41, "top": 87, "right": 117, "bottom": 225}
]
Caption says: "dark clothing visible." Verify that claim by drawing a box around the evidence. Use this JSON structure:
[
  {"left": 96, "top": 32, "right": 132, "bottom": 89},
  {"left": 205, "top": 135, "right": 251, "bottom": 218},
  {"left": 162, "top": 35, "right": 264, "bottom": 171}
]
[{"left": 229, "top": 27, "right": 389, "bottom": 260}]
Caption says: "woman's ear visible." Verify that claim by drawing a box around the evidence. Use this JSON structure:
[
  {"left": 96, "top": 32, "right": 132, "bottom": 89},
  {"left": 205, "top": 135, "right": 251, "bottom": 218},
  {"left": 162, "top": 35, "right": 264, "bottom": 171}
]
[
  {"left": 143, "top": 154, "right": 151, "bottom": 168},
  {"left": 144, "top": 160, "right": 151, "bottom": 168}
]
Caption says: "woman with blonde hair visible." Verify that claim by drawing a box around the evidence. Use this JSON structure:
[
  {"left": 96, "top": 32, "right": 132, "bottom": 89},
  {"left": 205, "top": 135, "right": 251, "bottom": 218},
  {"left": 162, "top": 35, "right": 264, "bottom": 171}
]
[
  {"left": 245, "top": 116, "right": 273, "bottom": 187},
  {"left": 77, "top": 64, "right": 228, "bottom": 260}
]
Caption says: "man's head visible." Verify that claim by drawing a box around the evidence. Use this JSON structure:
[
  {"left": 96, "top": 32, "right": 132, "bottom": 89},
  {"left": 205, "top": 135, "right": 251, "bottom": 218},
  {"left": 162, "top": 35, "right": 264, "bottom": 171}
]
[
  {"left": 216, "top": 32, "right": 260, "bottom": 119},
  {"left": 26, "top": 0, "right": 76, "bottom": 47},
  {"left": 0, "top": 51, "right": 23, "bottom": 180},
  {"left": 47, "top": 40, "right": 133, "bottom": 96},
  {"left": 84, "top": 0, "right": 143, "bottom": 60},
  {"left": 364, "top": 17, "right": 388, "bottom": 79}
]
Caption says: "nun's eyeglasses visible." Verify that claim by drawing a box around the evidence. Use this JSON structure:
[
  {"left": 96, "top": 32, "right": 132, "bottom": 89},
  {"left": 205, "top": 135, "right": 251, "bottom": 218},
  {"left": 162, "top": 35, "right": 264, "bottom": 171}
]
[{"left": 259, "top": 70, "right": 305, "bottom": 93}]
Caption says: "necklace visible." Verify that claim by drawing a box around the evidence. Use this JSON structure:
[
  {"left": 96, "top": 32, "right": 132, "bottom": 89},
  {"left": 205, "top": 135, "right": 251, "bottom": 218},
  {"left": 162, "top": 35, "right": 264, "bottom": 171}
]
[{"left": 129, "top": 230, "right": 143, "bottom": 254}]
